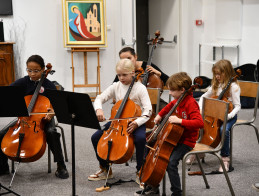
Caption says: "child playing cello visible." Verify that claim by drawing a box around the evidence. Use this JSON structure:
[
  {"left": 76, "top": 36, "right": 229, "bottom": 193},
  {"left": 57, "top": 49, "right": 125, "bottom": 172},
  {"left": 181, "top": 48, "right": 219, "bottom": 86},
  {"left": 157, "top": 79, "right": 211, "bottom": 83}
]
[
  {"left": 88, "top": 59, "right": 152, "bottom": 185},
  {"left": 0, "top": 55, "right": 68, "bottom": 179},
  {"left": 135, "top": 72, "right": 204, "bottom": 196},
  {"left": 198, "top": 59, "right": 241, "bottom": 172}
]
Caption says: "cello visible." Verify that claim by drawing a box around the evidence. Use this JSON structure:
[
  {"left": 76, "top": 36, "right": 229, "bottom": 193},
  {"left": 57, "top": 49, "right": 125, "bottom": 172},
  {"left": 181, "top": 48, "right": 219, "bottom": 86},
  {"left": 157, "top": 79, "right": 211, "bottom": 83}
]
[
  {"left": 139, "top": 30, "right": 165, "bottom": 129},
  {"left": 97, "top": 74, "right": 142, "bottom": 164},
  {"left": 1, "top": 64, "right": 54, "bottom": 162},
  {"left": 139, "top": 77, "right": 203, "bottom": 186},
  {"left": 139, "top": 30, "right": 164, "bottom": 89},
  {"left": 200, "top": 69, "right": 241, "bottom": 148}
]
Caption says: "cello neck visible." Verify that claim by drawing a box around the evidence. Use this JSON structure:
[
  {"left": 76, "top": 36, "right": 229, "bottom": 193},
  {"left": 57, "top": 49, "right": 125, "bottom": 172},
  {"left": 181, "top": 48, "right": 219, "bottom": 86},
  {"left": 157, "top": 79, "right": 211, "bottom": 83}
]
[
  {"left": 114, "top": 75, "right": 137, "bottom": 119},
  {"left": 218, "top": 69, "right": 241, "bottom": 100},
  {"left": 152, "top": 90, "right": 188, "bottom": 138},
  {"left": 151, "top": 78, "right": 202, "bottom": 139},
  {"left": 27, "top": 73, "right": 46, "bottom": 113},
  {"left": 147, "top": 45, "right": 155, "bottom": 66},
  {"left": 142, "top": 46, "right": 155, "bottom": 86},
  {"left": 27, "top": 64, "right": 53, "bottom": 113},
  {"left": 217, "top": 78, "right": 233, "bottom": 100}
]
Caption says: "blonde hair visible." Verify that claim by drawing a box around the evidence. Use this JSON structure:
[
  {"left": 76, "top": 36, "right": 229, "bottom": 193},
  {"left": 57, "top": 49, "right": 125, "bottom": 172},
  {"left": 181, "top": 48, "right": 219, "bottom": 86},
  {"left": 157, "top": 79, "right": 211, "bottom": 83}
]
[
  {"left": 116, "top": 58, "right": 135, "bottom": 73},
  {"left": 211, "top": 59, "right": 236, "bottom": 96},
  {"left": 166, "top": 72, "right": 192, "bottom": 91}
]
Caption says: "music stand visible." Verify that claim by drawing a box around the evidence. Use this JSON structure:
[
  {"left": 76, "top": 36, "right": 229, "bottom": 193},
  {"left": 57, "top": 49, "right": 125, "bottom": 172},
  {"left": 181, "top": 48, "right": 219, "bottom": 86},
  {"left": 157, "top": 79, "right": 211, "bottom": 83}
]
[
  {"left": 0, "top": 86, "right": 28, "bottom": 196},
  {"left": 0, "top": 86, "right": 28, "bottom": 117},
  {"left": 45, "top": 89, "right": 100, "bottom": 196}
]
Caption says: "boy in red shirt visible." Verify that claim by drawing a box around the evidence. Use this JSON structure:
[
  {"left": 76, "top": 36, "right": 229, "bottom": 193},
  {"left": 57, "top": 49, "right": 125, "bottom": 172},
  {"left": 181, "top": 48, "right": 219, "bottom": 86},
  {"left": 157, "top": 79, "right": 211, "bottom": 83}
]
[{"left": 135, "top": 72, "right": 204, "bottom": 196}]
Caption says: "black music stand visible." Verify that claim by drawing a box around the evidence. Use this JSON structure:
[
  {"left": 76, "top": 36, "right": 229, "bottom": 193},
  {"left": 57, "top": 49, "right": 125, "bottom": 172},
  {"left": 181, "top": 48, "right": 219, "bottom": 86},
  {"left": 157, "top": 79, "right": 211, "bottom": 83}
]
[
  {"left": 45, "top": 89, "right": 100, "bottom": 196},
  {"left": 0, "top": 86, "right": 28, "bottom": 117},
  {"left": 0, "top": 86, "right": 28, "bottom": 196}
]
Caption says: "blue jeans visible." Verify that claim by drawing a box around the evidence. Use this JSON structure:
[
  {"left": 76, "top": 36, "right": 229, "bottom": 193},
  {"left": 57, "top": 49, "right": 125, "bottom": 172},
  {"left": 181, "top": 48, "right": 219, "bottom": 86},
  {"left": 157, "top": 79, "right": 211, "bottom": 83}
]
[
  {"left": 167, "top": 143, "right": 192, "bottom": 196},
  {"left": 220, "top": 115, "right": 237, "bottom": 157},
  {"left": 91, "top": 121, "right": 146, "bottom": 171}
]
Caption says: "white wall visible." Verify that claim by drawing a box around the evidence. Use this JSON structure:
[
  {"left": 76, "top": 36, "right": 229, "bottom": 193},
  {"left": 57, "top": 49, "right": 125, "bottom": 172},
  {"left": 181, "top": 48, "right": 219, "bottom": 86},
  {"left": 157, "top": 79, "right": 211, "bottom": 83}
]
[
  {"left": 2, "top": 0, "right": 120, "bottom": 92},
  {"left": 186, "top": 0, "right": 259, "bottom": 78},
  {"left": 2, "top": 0, "right": 259, "bottom": 91},
  {"left": 181, "top": 0, "right": 203, "bottom": 79},
  {"left": 149, "top": 0, "right": 180, "bottom": 77},
  {"left": 240, "top": 0, "right": 259, "bottom": 64}
]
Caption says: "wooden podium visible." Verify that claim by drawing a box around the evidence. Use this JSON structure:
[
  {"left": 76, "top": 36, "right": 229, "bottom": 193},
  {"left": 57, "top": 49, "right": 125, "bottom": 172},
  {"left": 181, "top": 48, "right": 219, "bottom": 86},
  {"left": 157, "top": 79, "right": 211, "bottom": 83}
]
[{"left": 71, "top": 47, "right": 101, "bottom": 101}]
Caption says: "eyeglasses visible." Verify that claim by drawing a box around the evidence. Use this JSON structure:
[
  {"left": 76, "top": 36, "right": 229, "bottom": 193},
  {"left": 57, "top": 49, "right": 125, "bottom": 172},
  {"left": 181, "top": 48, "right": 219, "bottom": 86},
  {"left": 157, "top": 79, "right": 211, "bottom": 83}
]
[{"left": 26, "top": 68, "right": 42, "bottom": 73}]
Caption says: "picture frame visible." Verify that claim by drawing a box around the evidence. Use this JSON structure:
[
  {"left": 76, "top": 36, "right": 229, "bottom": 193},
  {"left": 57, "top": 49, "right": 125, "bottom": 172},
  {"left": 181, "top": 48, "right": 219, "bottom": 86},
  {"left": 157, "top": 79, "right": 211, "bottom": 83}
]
[{"left": 62, "top": 0, "right": 107, "bottom": 48}]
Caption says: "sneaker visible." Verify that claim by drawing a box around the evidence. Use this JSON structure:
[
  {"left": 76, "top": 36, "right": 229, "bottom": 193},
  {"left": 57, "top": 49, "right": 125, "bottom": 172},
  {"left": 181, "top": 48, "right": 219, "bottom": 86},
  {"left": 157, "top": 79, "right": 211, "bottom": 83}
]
[
  {"left": 135, "top": 171, "right": 144, "bottom": 189},
  {"left": 136, "top": 171, "right": 140, "bottom": 185},
  {"left": 218, "top": 156, "right": 230, "bottom": 172},
  {"left": 88, "top": 167, "right": 113, "bottom": 181},
  {"left": 252, "top": 182, "right": 259, "bottom": 192},
  {"left": 134, "top": 185, "right": 159, "bottom": 195},
  {"left": 55, "top": 163, "right": 69, "bottom": 179}
]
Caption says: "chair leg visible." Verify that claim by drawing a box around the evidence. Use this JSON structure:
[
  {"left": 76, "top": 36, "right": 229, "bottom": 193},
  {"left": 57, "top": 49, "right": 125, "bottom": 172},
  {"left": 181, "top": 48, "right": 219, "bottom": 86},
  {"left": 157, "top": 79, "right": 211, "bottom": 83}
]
[
  {"left": 230, "top": 123, "right": 259, "bottom": 169},
  {"left": 162, "top": 175, "right": 166, "bottom": 196},
  {"left": 196, "top": 154, "right": 210, "bottom": 189},
  {"left": 48, "top": 145, "right": 51, "bottom": 173},
  {"left": 11, "top": 160, "right": 14, "bottom": 173},
  {"left": 251, "top": 123, "right": 259, "bottom": 144},
  {"left": 182, "top": 154, "right": 188, "bottom": 196},
  {"left": 215, "top": 153, "right": 235, "bottom": 196},
  {"left": 229, "top": 125, "right": 235, "bottom": 169},
  {"left": 56, "top": 125, "right": 68, "bottom": 162}
]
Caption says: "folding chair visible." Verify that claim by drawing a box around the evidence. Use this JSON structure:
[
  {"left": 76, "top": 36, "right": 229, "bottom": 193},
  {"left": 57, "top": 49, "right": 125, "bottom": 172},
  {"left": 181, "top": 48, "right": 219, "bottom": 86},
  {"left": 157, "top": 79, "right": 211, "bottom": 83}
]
[
  {"left": 230, "top": 80, "right": 259, "bottom": 168},
  {"left": 182, "top": 97, "right": 235, "bottom": 196}
]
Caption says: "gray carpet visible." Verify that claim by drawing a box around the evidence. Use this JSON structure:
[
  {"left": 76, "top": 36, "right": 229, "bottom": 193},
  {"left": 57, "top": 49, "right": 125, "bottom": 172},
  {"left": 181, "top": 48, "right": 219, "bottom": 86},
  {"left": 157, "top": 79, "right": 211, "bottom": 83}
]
[{"left": 0, "top": 93, "right": 259, "bottom": 196}]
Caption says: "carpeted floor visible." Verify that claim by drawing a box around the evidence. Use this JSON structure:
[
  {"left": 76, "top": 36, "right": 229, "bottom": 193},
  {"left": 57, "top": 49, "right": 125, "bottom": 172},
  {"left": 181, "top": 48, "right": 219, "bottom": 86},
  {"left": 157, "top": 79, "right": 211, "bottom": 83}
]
[{"left": 0, "top": 92, "right": 259, "bottom": 196}]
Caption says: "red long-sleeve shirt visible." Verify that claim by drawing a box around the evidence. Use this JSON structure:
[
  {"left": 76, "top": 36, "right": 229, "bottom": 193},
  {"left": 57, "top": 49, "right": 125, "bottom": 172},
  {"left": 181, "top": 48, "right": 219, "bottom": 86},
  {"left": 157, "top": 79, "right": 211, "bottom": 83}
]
[{"left": 158, "top": 94, "right": 204, "bottom": 148}]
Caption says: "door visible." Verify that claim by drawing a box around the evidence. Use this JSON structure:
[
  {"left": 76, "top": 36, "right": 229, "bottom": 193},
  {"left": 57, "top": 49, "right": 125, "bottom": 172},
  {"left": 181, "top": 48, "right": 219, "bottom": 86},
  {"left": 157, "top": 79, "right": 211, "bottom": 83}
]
[
  {"left": 148, "top": 0, "right": 180, "bottom": 75},
  {"left": 119, "top": 0, "right": 180, "bottom": 76}
]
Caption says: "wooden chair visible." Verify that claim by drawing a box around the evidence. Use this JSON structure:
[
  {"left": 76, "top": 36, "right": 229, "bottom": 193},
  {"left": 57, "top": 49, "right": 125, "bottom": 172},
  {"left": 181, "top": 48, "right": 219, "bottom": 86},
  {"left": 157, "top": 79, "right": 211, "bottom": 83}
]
[
  {"left": 147, "top": 88, "right": 161, "bottom": 114},
  {"left": 229, "top": 80, "right": 259, "bottom": 168},
  {"left": 182, "top": 98, "right": 235, "bottom": 196},
  {"left": 146, "top": 88, "right": 161, "bottom": 134}
]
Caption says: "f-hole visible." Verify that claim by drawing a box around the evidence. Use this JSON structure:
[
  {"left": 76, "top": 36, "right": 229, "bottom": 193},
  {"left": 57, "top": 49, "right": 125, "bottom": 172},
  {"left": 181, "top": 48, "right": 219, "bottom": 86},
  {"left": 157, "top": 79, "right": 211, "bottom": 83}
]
[
  {"left": 33, "top": 121, "right": 38, "bottom": 133},
  {"left": 120, "top": 124, "right": 124, "bottom": 136}
]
